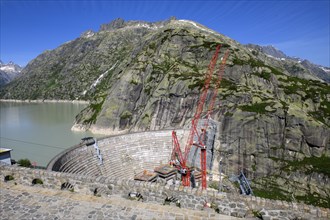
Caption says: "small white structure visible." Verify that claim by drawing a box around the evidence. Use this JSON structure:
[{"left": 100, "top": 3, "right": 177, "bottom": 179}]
[{"left": 0, "top": 148, "right": 13, "bottom": 165}]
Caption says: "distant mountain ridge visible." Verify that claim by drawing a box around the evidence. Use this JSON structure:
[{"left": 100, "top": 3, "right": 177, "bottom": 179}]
[
  {"left": 0, "top": 60, "right": 22, "bottom": 87},
  {"left": 245, "top": 44, "right": 330, "bottom": 82}
]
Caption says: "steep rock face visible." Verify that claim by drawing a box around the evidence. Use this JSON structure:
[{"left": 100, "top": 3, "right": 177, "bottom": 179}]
[{"left": 1, "top": 18, "right": 329, "bottom": 207}]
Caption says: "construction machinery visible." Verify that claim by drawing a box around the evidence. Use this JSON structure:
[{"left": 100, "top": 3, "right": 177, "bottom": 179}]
[{"left": 171, "top": 45, "right": 229, "bottom": 189}]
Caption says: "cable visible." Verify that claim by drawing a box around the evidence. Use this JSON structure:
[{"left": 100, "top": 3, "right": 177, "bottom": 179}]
[{"left": 0, "top": 137, "right": 67, "bottom": 150}]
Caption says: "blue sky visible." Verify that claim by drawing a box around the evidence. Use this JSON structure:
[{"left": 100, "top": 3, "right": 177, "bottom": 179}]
[{"left": 1, "top": 0, "right": 329, "bottom": 67}]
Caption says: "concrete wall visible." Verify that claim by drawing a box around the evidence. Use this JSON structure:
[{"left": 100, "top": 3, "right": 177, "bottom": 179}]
[
  {"left": 47, "top": 124, "right": 219, "bottom": 180},
  {"left": 47, "top": 129, "right": 188, "bottom": 179},
  {"left": 1, "top": 164, "right": 329, "bottom": 219}
]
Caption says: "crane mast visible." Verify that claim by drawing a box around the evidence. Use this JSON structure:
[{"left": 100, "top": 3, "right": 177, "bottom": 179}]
[{"left": 171, "top": 44, "right": 229, "bottom": 189}]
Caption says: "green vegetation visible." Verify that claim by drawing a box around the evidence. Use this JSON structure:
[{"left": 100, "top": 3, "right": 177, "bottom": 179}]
[
  {"left": 308, "top": 99, "right": 330, "bottom": 126},
  {"left": 269, "top": 155, "right": 330, "bottom": 178},
  {"left": 268, "top": 66, "right": 284, "bottom": 75},
  {"left": 296, "top": 192, "right": 330, "bottom": 208},
  {"left": 85, "top": 96, "right": 106, "bottom": 124},
  {"left": 232, "top": 55, "right": 286, "bottom": 78},
  {"left": 32, "top": 178, "right": 44, "bottom": 185},
  {"left": 232, "top": 56, "right": 265, "bottom": 68},
  {"left": 220, "top": 79, "right": 238, "bottom": 91},
  {"left": 252, "top": 210, "right": 262, "bottom": 219},
  {"left": 248, "top": 58, "right": 265, "bottom": 68},
  {"left": 224, "top": 112, "right": 233, "bottom": 117},
  {"left": 251, "top": 164, "right": 256, "bottom": 171},
  {"left": 239, "top": 102, "right": 272, "bottom": 114},
  {"left": 120, "top": 110, "right": 132, "bottom": 120},
  {"left": 208, "top": 181, "right": 219, "bottom": 190},
  {"left": 233, "top": 181, "right": 240, "bottom": 189},
  {"left": 252, "top": 178, "right": 292, "bottom": 202},
  {"left": 153, "top": 55, "right": 177, "bottom": 75},
  {"left": 144, "top": 85, "right": 152, "bottom": 96},
  {"left": 141, "top": 113, "right": 151, "bottom": 126},
  {"left": 251, "top": 71, "right": 271, "bottom": 81},
  {"left": 251, "top": 50, "right": 259, "bottom": 56},
  {"left": 190, "top": 40, "right": 230, "bottom": 50},
  {"left": 253, "top": 155, "right": 330, "bottom": 208},
  {"left": 284, "top": 63, "right": 304, "bottom": 73},
  {"left": 232, "top": 56, "right": 246, "bottom": 66},
  {"left": 278, "top": 75, "right": 330, "bottom": 126},
  {"left": 148, "top": 41, "right": 156, "bottom": 50},
  {"left": 210, "top": 202, "right": 219, "bottom": 213},
  {"left": 18, "top": 158, "right": 31, "bottom": 168},
  {"left": 279, "top": 75, "right": 329, "bottom": 97},
  {"left": 188, "top": 78, "right": 204, "bottom": 90},
  {"left": 4, "top": 175, "right": 14, "bottom": 182},
  {"left": 130, "top": 78, "right": 139, "bottom": 85},
  {"left": 282, "top": 155, "right": 330, "bottom": 177},
  {"left": 202, "top": 41, "right": 230, "bottom": 50}
]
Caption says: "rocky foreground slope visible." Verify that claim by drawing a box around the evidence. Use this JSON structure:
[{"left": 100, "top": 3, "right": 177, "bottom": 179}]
[{"left": 1, "top": 18, "right": 329, "bottom": 208}]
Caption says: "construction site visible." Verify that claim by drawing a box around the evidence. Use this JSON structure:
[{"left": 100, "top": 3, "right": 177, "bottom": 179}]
[{"left": 46, "top": 45, "right": 252, "bottom": 193}]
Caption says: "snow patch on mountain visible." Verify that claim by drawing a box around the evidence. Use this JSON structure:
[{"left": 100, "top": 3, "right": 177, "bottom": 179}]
[
  {"left": 0, "top": 60, "right": 23, "bottom": 86},
  {"left": 82, "top": 61, "right": 118, "bottom": 96},
  {"left": 178, "top": 20, "right": 218, "bottom": 35}
]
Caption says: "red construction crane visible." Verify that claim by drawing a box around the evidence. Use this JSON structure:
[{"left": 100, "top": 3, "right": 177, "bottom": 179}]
[{"left": 171, "top": 45, "right": 229, "bottom": 189}]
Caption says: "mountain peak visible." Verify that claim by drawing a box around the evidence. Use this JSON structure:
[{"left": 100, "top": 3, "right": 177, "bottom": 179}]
[
  {"left": 100, "top": 18, "right": 125, "bottom": 31},
  {"left": 246, "top": 44, "right": 287, "bottom": 59},
  {"left": 0, "top": 60, "right": 23, "bottom": 87},
  {"left": 99, "top": 17, "right": 177, "bottom": 32}
]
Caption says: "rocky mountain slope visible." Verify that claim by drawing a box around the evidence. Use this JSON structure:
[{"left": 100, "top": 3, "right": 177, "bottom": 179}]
[
  {"left": 0, "top": 60, "right": 22, "bottom": 87},
  {"left": 245, "top": 44, "right": 330, "bottom": 83},
  {"left": 0, "top": 18, "right": 329, "bottom": 208}
]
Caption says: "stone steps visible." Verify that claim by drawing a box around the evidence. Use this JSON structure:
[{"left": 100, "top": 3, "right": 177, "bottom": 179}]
[{"left": 60, "top": 148, "right": 102, "bottom": 177}]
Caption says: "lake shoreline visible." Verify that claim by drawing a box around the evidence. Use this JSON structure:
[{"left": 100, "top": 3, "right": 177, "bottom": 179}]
[
  {"left": 72, "top": 123, "right": 130, "bottom": 136},
  {"left": 0, "top": 99, "right": 89, "bottom": 104}
]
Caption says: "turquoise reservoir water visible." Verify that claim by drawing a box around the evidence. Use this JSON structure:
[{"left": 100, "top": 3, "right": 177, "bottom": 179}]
[{"left": 0, "top": 102, "right": 103, "bottom": 167}]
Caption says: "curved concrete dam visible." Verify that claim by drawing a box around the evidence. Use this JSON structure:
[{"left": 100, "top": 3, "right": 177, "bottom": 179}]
[{"left": 47, "top": 130, "right": 188, "bottom": 179}]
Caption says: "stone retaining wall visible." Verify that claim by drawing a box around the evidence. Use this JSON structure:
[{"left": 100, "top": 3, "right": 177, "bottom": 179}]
[{"left": 1, "top": 164, "right": 329, "bottom": 219}]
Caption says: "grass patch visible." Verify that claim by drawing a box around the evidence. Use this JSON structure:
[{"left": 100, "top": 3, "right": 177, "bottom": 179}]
[
  {"left": 252, "top": 181, "right": 292, "bottom": 202},
  {"left": 18, "top": 158, "right": 31, "bottom": 168},
  {"left": 32, "top": 178, "right": 44, "bottom": 185},
  {"left": 282, "top": 155, "right": 330, "bottom": 177},
  {"left": 252, "top": 210, "right": 262, "bottom": 219},
  {"left": 4, "top": 175, "right": 14, "bottom": 182},
  {"left": 220, "top": 79, "right": 238, "bottom": 91},
  {"left": 308, "top": 100, "right": 330, "bottom": 126},
  {"left": 232, "top": 56, "right": 265, "bottom": 68},
  {"left": 120, "top": 110, "right": 132, "bottom": 120},
  {"left": 239, "top": 102, "right": 270, "bottom": 114},
  {"left": 251, "top": 71, "right": 271, "bottom": 81},
  {"left": 130, "top": 78, "right": 139, "bottom": 85},
  {"left": 296, "top": 192, "right": 330, "bottom": 208},
  {"left": 84, "top": 96, "right": 106, "bottom": 124},
  {"left": 208, "top": 181, "right": 219, "bottom": 190}
]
